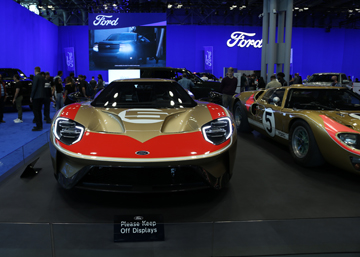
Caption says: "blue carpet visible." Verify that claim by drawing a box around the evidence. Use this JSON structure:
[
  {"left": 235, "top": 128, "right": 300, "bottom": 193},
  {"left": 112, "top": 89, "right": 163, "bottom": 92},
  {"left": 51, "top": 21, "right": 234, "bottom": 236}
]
[{"left": 0, "top": 105, "right": 56, "bottom": 160}]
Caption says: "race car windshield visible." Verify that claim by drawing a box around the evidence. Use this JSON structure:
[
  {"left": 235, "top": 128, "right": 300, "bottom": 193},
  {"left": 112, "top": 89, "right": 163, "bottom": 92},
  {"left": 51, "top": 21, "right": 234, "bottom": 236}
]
[
  {"left": 286, "top": 88, "right": 360, "bottom": 110},
  {"left": 91, "top": 81, "right": 197, "bottom": 108},
  {"left": 107, "top": 33, "right": 137, "bottom": 41},
  {"left": 308, "top": 74, "right": 334, "bottom": 83}
]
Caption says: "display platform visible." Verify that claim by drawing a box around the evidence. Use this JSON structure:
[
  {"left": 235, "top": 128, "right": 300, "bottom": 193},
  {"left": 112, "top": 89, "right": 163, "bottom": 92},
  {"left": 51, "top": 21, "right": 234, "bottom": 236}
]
[{"left": 1, "top": 131, "right": 360, "bottom": 256}]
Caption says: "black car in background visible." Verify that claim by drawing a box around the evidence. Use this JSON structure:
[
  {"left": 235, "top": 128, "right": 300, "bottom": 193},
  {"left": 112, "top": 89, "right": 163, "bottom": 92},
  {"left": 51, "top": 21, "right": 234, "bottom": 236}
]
[
  {"left": 195, "top": 72, "right": 219, "bottom": 82},
  {"left": 138, "top": 67, "right": 221, "bottom": 99},
  {"left": 0, "top": 68, "right": 32, "bottom": 108}
]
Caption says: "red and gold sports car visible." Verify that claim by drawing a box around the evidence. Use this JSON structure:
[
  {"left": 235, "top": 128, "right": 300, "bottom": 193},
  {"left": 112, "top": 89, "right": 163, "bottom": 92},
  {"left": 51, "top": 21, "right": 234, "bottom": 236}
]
[
  {"left": 50, "top": 78, "right": 237, "bottom": 192},
  {"left": 233, "top": 85, "right": 360, "bottom": 173}
]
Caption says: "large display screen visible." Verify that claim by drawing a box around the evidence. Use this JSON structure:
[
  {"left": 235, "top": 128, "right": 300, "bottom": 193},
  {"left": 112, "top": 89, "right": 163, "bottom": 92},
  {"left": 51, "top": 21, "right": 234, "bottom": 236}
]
[{"left": 88, "top": 13, "right": 166, "bottom": 70}]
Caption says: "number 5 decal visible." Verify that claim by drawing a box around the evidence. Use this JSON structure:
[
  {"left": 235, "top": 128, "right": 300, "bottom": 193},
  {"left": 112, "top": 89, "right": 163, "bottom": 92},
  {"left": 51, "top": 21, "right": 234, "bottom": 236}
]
[{"left": 262, "top": 108, "right": 276, "bottom": 137}]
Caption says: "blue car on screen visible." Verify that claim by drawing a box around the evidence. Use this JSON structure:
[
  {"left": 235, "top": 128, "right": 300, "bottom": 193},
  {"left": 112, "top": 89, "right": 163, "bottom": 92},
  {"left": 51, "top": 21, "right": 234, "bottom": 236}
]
[{"left": 92, "top": 32, "right": 157, "bottom": 67}]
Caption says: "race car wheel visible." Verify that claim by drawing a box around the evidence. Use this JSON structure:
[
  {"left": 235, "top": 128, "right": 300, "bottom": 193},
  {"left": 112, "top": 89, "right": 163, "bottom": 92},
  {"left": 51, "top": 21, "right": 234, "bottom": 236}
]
[
  {"left": 289, "top": 120, "right": 325, "bottom": 167},
  {"left": 234, "top": 101, "right": 252, "bottom": 132}
]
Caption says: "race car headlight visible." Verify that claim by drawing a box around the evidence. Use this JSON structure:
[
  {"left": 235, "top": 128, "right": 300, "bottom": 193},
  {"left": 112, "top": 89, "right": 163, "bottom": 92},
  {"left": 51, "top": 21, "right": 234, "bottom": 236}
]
[
  {"left": 93, "top": 44, "right": 99, "bottom": 52},
  {"left": 54, "top": 117, "right": 85, "bottom": 145},
  {"left": 202, "top": 117, "right": 233, "bottom": 145},
  {"left": 337, "top": 133, "right": 360, "bottom": 149}
]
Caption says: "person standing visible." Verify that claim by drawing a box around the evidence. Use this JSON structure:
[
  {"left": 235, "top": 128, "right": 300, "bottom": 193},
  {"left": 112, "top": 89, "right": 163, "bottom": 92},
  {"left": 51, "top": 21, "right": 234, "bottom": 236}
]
[
  {"left": 64, "top": 77, "right": 76, "bottom": 105},
  {"left": 331, "top": 76, "right": 341, "bottom": 87},
  {"left": 277, "top": 72, "right": 288, "bottom": 87},
  {"left": 0, "top": 74, "right": 7, "bottom": 123},
  {"left": 12, "top": 74, "right": 23, "bottom": 123},
  {"left": 257, "top": 77, "right": 266, "bottom": 89},
  {"left": 89, "top": 76, "right": 97, "bottom": 98},
  {"left": 78, "top": 75, "right": 87, "bottom": 98},
  {"left": 43, "top": 72, "right": 52, "bottom": 123},
  {"left": 177, "top": 73, "right": 195, "bottom": 91},
  {"left": 240, "top": 73, "right": 248, "bottom": 92},
  {"left": 53, "top": 77, "right": 64, "bottom": 111},
  {"left": 265, "top": 75, "right": 282, "bottom": 89},
  {"left": 220, "top": 67, "right": 238, "bottom": 109},
  {"left": 30, "top": 66, "right": 45, "bottom": 131},
  {"left": 95, "top": 74, "right": 104, "bottom": 94}
]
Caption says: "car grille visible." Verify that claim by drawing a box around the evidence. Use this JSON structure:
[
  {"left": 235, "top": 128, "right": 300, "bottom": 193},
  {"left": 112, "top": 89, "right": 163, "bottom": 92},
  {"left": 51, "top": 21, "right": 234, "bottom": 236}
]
[
  {"left": 99, "top": 44, "right": 118, "bottom": 53},
  {"left": 76, "top": 166, "right": 210, "bottom": 192}
]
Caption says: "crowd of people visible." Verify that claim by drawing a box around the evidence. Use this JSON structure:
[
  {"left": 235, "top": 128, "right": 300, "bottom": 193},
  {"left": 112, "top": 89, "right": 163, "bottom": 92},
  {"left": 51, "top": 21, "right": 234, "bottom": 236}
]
[{"left": 0, "top": 67, "right": 105, "bottom": 131}]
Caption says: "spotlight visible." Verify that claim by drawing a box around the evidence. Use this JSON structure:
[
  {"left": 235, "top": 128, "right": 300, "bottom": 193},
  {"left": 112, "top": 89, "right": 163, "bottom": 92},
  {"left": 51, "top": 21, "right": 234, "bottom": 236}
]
[{"left": 167, "top": 4, "right": 172, "bottom": 9}]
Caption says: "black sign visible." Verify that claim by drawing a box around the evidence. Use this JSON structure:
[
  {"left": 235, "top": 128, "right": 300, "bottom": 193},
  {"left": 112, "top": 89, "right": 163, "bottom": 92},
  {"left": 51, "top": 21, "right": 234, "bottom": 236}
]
[{"left": 114, "top": 214, "right": 164, "bottom": 242}]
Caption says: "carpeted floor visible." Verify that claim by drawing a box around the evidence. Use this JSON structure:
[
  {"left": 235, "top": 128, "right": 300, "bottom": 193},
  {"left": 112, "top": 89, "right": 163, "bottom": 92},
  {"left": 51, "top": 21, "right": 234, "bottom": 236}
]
[{"left": 0, "top": 105, "right": 56, "bottom": 159}]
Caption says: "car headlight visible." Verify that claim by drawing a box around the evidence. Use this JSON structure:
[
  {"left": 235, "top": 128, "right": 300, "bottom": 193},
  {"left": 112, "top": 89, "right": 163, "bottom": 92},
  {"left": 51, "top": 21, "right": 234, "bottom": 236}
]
[
  {"left": 202, "top": 117, "right": 233, "bottom": 145},
  {"left": 54, "top": 117, "right": 85, "bottom": 145},
  {"left": 119, "top": 44, "right": 133, "bottom": 52},
  {"left": 337, "top": 133, "right": 360, "bottom": 149},
  {"left": 93, "top": 44, "right": 99, "bottom": 52}
]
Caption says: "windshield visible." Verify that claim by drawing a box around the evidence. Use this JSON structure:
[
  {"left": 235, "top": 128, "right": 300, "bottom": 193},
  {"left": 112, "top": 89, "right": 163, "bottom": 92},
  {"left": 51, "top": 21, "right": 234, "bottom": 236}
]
[
  {"left": 308, "top": 74, "right": 334, "bottom": 83},
  {"left": 107, "top": 33, "right": 137, "bottom": 41},
  {"left": 0, "top": 69, "right": 27, "bottom": 79},
  {"left": 91, "top": 81, "right": 197, "bottom": 108},
  {"left": 286, "top": 88, "right": 360, "bottom": 110}
]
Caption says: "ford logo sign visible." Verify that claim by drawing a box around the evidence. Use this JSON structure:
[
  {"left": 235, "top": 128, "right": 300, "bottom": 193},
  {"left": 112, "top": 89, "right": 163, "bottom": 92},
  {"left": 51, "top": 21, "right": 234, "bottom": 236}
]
[
  {"left": 136, "top": 151, "right": 150, "bottom": 156},
  {"left": 134, "top": 216, "right": 144, "bottom": 221}
]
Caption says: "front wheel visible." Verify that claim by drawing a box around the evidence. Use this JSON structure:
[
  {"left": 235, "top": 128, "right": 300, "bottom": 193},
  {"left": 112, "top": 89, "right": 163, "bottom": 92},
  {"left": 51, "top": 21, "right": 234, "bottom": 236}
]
[
  {"left": 233, "top": 101, "right": 252, "bottom": 132},
  {"left": 289, "top": 120, "right": 325, "bottom": 167}
]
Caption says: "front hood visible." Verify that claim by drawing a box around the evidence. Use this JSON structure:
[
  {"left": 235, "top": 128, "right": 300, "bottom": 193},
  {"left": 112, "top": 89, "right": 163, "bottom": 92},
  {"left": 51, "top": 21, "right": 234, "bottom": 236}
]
[
  {"left": 61, "top": 103, "right": 218, "bottom": 143},
  {"left": 321, "top": 111, "right": 360, "bottom": 133}
]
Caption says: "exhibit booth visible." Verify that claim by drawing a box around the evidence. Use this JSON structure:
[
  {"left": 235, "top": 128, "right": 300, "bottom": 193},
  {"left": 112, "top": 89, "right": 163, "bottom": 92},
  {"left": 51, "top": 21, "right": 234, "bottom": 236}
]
[{"left": 1, "top": 0, "right": 360, "bottom": 256}]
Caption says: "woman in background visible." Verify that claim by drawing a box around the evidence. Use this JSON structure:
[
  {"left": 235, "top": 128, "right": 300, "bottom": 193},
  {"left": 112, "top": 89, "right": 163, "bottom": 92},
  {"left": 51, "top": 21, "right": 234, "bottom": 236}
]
[
  {"left": 95, "top": 74, "right": 104, "bottom": 94},
  {"left": 64, "top": 76, "right": 76, "bottom": 105},
  {"left": 53, "top": 77, "right": 64, "bottom": 111}
]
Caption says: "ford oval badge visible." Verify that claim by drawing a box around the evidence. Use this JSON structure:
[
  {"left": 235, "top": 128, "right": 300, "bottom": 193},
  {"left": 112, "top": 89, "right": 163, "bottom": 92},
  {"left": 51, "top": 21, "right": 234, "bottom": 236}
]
[
  {"left": 136, "top": 151, "right": 150, "bottom": 156},
  {"left": 134, "top": 216, "right": 144, "bottom": 221}
]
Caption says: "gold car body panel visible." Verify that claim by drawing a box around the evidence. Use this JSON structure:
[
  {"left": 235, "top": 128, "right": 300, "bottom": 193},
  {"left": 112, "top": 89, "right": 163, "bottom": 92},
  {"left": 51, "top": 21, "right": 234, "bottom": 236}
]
[{"left": 235, "top": 85, "right": 360, "bottom": 173}]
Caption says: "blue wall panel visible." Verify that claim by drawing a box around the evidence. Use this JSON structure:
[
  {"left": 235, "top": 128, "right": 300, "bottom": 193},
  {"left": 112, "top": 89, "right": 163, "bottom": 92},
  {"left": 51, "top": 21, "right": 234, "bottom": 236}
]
[
  {"left": 0, "top": 0, "right": 58, "bottom": 77},
  {"left": 2, "top": 0, "right": 359, "bottom": 82}
]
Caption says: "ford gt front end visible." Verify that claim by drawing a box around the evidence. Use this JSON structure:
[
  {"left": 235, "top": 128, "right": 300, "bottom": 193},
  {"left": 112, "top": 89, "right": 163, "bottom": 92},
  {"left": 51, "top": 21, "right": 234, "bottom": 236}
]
[{"left": 50, "top": 78, "right": 237, "bottom": 192}]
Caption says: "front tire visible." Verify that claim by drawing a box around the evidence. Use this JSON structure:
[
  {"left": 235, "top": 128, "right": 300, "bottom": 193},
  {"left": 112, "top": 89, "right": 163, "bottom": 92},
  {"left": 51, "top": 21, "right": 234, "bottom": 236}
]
[
  {"left": 289, "top": 120, "right": 325, "bottom": 167},
  {"left": 233, "top": 101, "right": 252, "bottom": 132}
]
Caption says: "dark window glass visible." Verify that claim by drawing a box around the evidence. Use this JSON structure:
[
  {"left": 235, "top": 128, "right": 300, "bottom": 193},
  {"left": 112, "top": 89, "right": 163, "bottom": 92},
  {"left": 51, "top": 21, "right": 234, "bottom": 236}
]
[
  {"left": 91, "top": 81, "right": 197, "bottom": 108},
  {"left": 285, "top": 88, "right": 360, "bottom": 110}
]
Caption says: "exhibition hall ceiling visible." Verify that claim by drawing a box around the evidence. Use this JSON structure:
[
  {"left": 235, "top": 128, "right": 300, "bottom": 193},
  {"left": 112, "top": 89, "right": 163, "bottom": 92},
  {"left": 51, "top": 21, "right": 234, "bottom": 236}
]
[{"left": 12, "top": 0, "right": 360, "bottom": 28}]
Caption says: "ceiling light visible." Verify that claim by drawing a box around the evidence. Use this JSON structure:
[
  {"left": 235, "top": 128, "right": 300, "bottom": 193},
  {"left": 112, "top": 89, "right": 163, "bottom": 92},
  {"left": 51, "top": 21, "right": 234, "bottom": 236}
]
[
  {"left": 304, "top": 7, "right": 309, "bottom": 10},
  {"left": 113, "top": 3, "right": 117, "bottom": 7},
  {"left": 242, "top": 5, "right": 246, "bottom": 8},
  {"left": 348, "top": 9, "right": 353, "bottom": 12},
  {"left": 294, "top": 7, "right": 299, "bottom": 10},
  {"left": 48, "top": 5, "right": 53, "bottom": 8},
  {"left": 232, "top": 5, "right": 237, "bottom": 8},
  {"left": 176, "top": 4, "right": 183, "bottom": 8},
  {"left": 167, "top": 4, "right": 172, "bottom": 9}
]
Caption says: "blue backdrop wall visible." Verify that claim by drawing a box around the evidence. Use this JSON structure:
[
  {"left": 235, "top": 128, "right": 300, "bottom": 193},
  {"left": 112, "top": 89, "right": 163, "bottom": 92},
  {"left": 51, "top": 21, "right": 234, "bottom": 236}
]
[
  {"left": 2, "top": 0, "right": 359, "bottom": 82},
  {"left": 0, "top": 0, "right": 58, "bottom": 77}
]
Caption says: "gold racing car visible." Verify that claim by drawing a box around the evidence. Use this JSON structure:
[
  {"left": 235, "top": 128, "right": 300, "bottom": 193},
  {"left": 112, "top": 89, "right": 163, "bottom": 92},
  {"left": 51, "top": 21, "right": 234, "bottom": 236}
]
[
  {"left": 49, "top": 78, "right": 237, "bottom": 192},
  {"left": 233, "top": 85, "right": 360, "bottom": 172}
]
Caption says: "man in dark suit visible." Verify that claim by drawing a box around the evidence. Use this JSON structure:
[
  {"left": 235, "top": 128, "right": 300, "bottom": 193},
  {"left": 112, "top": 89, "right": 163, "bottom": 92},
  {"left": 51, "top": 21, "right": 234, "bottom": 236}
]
[{"left": 30, "top": 66, "right": 45, "bottom": 131}]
